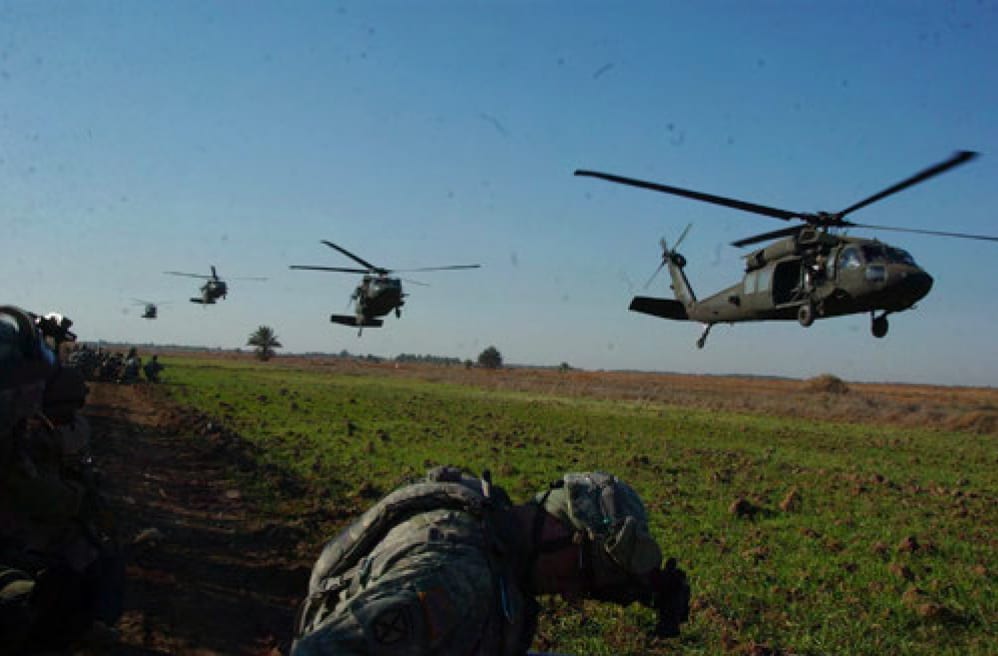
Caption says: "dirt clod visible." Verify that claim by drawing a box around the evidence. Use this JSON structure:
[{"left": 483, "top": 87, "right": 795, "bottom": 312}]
[
  {"left": 779, "top": 487, "right": 802, "bottom": 512},
  {"left": 729, "top": 497, "right": 760, "bottom": 518},
  {"left": 888, "top": 562, "right": 915, "bottom": 581}
]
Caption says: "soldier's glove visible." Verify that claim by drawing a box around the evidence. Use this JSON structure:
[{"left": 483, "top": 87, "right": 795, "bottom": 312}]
[{"left": 647, "top": 557, "right": 690, "bottom": 638}]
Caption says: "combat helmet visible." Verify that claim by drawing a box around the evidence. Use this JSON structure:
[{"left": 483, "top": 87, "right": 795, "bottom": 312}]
[
  {"left": 535, "top": 472, "right": 662, "bottom": 595},
  {"left": 0, "top": 306, "right": 56, "bottom": 432}
]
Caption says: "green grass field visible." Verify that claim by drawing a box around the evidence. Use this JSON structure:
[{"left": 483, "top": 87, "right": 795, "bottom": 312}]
[{"left": 161, "top": 356, "right": 996, "bottom": 655}]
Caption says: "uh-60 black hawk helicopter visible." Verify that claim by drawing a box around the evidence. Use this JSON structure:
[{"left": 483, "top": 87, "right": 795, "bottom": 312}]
[
  {"left": 130, "top": 298, "right": 171, "bottom": 319},
  {"left": 165, "top": 266, "right": 267, "bottom": 304},
  {"left": 290, "top": 240, "right": 480, "bottom": 335},
  {"left": 576, "top": 151, "right": 998, "bottom": 348}
]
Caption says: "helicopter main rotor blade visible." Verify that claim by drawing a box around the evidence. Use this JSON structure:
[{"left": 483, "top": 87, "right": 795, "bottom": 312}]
[
  {"left": 290, "top": 265, "right": 372, "bottom": 274},
  {"left": 731, "top": 226, "right": 804, "bottom": 248},
  {"left": 837, "top": 151, "right": 978, "bottom": 219},
  {"left": 842, "top": 222, "right": 998, "bottom": 243},
  {"left": 164, "top": 271, "right": 211, "bottom": 279},
  {"left": 575, "top": 169, "right": 801, "bottom": 221},
  {"left": 392, "top": 264, "right": 482, "bottom": 273},
  {"left": 401, "top": 277, "right": 430, "bottom": 287},
  {"left": 231, "top": 276, "right": 268, "bottom": 281},
  {"left": 320, "top": 240, "right": 385, "bottom": 273}
]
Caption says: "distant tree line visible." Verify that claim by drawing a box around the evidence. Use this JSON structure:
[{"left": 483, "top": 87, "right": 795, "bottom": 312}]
[{"left": 395, "top": 353, "right": 462, "bottom": 365}]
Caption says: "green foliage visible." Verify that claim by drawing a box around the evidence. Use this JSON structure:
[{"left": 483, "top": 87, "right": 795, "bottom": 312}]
[
  {"left": 162, "top": 357, "right": 997, "bottom": 655},
  {"left": 246, "top": 325, "right": 282, "bottom": 361},
  {"left": 477, "top": 345, "right": 502, "bottom": 369}
]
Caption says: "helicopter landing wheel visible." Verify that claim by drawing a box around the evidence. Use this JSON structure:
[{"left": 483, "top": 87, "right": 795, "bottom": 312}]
[
  {"left": 395, "top": 308, "right": 401, "bottom": 318},
  {"left": 871, "top": 314, "right": 889, "bottom": 338},
  {"left": 797, "top": 303, "right": 815, "bottom": 328}
]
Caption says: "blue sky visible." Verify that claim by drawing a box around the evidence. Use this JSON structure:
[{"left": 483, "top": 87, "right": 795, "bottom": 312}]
[{"left": 3, "top": 1, "right": 997, "bottom": 386}]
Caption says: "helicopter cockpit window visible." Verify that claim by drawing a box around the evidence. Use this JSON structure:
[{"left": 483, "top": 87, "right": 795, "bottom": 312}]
[
  {"left": 887, "top": 247, "right": 916, "bottom": 266},
  {"left": 743, "top": 271, "right": 758, "bottom": 295},
  {"left": 860, "top": 244, "right": 917, "bottom": 266},
  {"left": 839, "top": 247, "right": 862, "bottom": 270}
]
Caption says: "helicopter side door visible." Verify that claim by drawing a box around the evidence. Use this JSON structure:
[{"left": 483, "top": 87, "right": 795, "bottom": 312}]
[{"left": 771, "top": 258, "right": 805, "bottom": 306}]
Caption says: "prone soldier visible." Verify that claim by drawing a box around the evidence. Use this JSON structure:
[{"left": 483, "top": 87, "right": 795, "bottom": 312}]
[{"left": 292, "top": 466, "right": 690, "bottom": 655}]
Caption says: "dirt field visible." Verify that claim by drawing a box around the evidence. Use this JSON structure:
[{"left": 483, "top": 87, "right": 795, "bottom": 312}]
[
  {"left": 79, "top": 357, "right": 997, "bottom": 654},
  {"left": 86, "top": 382, "right": 309, "bottom": 655},
  {"left": 242, "top": 353, "right": 998, "bottom": 435}
]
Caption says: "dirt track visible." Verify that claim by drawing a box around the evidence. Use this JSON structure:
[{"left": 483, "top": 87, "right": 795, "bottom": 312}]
[{"left": 85, "top": 382, "right": 310, "bottom": 655}]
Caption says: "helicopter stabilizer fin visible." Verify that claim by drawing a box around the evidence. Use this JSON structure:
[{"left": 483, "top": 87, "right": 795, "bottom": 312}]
[
  {"left": 330, "top": 314, "right": 383, "bottom": 328},
  {"left": 629, "top": 296, "right": 689, "bottom": 321}
]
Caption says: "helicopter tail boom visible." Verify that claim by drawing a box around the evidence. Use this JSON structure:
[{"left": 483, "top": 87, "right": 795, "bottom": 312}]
[{"left": 629, "top": 297, "right": 689, "bottom": 321}]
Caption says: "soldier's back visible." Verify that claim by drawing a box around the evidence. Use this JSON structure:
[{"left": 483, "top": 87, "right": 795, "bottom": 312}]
[{"left": 293, "top": 471, "right": 537, "bottom": 656}]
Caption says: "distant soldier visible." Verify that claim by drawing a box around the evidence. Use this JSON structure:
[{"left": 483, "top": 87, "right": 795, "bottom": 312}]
[
  {"left": 121, "top": 347, "right": 141, "bottom": 383},
  {"left": 143, "top": 354, "right": 164, "bottom": 383},
  {"left": 292, "top": 467, "right": 690, "bottom": 655}
]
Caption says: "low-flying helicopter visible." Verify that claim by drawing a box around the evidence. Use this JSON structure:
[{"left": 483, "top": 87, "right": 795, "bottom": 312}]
[
  {"left": 576, "top": 151, "right": 998, "bottom": 348},
  {"left": 290, "top": 240, "right": 481, "bottom": 334},
  {"left": 130, "top": 299, "right": 170, "bottom": 319},
  {"left": 164, "top": 266, "right": 266, "bottom": 304}
]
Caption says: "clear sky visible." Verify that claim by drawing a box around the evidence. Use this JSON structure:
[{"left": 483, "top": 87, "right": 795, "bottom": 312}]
[{"left": 3, "top": 1, "right": 997, "bottom": 386}]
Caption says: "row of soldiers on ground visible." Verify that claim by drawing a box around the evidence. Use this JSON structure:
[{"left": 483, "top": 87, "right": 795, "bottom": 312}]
[
  {"left": 67, "top": 343, "right": 164, "bottom": 384},
  {"left": 1, "top": 306, "right": 124, "bottom": 654},
  {"left": 4, "top": 306, "right": 689, "bottom": 654}
]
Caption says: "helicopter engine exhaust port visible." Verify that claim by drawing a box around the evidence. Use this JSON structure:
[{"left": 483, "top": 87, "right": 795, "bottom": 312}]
[
  {"left": 797, "top": 303, "right": 815, "bottom": 327},
  {"left": 871, "top": 312, "right": 889, "bottom": 338}
]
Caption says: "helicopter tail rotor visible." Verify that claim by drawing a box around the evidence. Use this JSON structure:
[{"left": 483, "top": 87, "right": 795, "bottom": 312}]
[{"left": 644, "top": 225, "right": 691, "bottom": 289}]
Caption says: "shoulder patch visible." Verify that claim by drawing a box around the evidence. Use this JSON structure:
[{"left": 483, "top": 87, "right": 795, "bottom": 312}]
[{"left": 370, "top": 605, "right": 412, "bottom": 645}]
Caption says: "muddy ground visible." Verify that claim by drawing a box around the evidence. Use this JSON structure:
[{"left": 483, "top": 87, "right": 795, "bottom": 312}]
[{"left": 85, "top": 382, "right": 311, "bottom": 655}]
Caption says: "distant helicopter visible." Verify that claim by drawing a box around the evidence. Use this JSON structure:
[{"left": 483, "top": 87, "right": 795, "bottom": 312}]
[
  {"left": 290, "top": 240, "right": 481, "bottom": 334},
  {"left": 576, "top": 151, "right": 998, "bottom": 348},
  {"left": 130, "top": 299, "right": 170, "bottom": 319},
  {"left": 164, "top": 266, "right": 266, "bottom": 304}
]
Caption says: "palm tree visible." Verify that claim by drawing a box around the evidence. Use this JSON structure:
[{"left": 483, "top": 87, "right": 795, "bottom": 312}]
[{"left": 247, "top": 325, "right": 282, "bottom": 361}]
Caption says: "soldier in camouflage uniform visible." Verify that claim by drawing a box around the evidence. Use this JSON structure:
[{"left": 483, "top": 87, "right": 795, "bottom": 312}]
[
  {"left": 0, "top": 305, "right": 123, "bottom": 653},
  {"left": 292, "top": 467, "right": 689, "bottom": 655}
]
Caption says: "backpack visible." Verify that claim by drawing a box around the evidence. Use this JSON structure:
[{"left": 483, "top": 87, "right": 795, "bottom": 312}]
[{"left": 293, "top": 467, "right": 534, "bottom": 655}]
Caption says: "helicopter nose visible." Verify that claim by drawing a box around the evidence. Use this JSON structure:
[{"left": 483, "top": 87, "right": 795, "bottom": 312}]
[{"left": 901, "top": 270, "right": 933, "bottom": 303}]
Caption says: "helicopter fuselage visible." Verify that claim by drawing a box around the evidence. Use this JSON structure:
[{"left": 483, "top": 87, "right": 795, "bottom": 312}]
[
  {"left": 193, "top": 280, "right": 227, "bottom": 304},
  {"left": 353, "top": 276, "right": 405, "bottom": 319},
  {"left": 668, "top": 234, "right": 934, "bottom": 325}
]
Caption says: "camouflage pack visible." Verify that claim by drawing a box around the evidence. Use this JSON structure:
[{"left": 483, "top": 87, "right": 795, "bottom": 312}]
[
  {"left": 293, "top": 467, "right": 534, "bottom": 656},
  {"left": 536, "top": 472, "right": 662, "bottom": 587}
]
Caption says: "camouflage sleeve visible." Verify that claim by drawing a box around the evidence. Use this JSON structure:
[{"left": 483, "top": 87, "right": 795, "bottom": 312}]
[
  {"left": 293, "top": 546, "right": 498, "bottom": 656},
  {"left": 0, "top": 566, "right": 35, "bottom": 654},
  {"left": 1, "top": 462, "right": 83, "bottom": 523}
]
